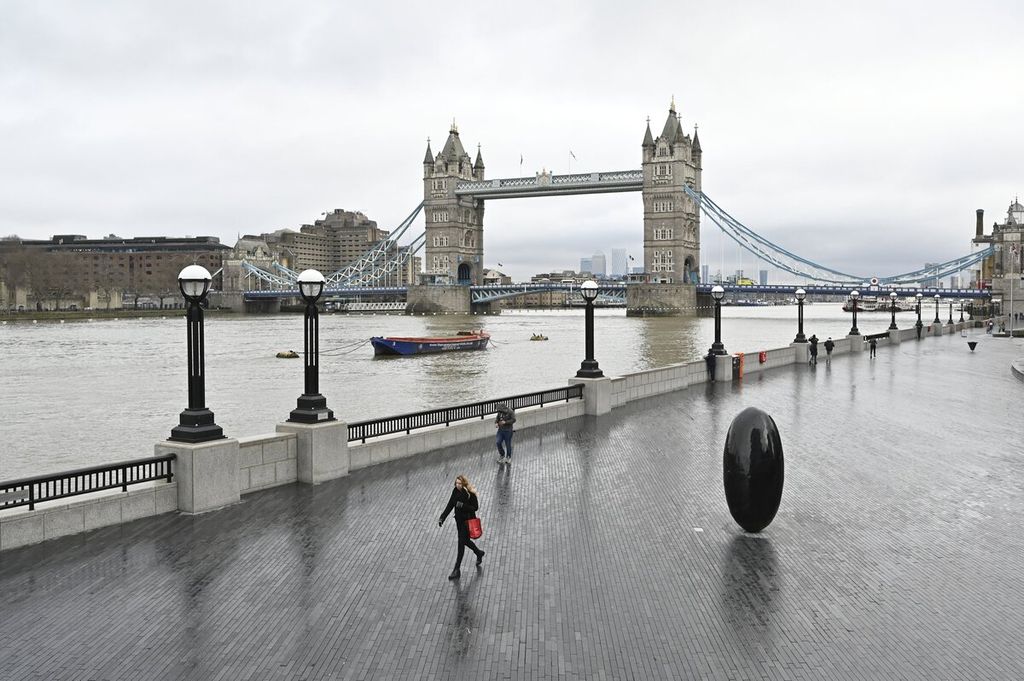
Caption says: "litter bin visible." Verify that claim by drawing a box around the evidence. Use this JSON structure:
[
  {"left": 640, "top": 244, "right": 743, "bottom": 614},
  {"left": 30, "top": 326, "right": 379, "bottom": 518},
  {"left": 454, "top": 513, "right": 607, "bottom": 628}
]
[{"left": 732, "top": 352, "right": 744, "bottom": 379}]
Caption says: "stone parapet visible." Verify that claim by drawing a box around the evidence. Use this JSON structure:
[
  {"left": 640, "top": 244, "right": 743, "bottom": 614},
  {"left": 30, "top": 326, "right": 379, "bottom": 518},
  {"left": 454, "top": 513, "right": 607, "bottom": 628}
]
[
  {"left": 0, "top": 483, "right": 177, "bottom": 551},
  {"left": 276, "top": 420, "right": 348, "bottom": 483},
  {"left": 238, "top": 432, "right": 297, "bottom": 493},
  {"left": 157, "top": 438, "right": 240, "bottom": 514}
]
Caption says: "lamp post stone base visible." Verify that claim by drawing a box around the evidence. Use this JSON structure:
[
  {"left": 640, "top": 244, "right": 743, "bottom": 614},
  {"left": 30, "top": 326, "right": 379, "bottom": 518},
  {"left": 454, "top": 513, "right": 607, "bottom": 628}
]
[
  {"left": 156, "top": 438, "right": 240, "bottom": 514},
  {"left": 847, "top": 333, "right": 864, "bottom": 351},
  {"left": 790, "top": 342, "right": 810, "bottom": 364},
  {"left": 289, "top": 394, "right": 334, "bottom": 424},
  {"left": 888, "top": 329, "right": 902, "bottom": 344},
  {"left": 276, "top": 420, "right": 349, "bottom": 484},
  {"left": 568, "top": 376, "right": 612, "bottom": 416}
]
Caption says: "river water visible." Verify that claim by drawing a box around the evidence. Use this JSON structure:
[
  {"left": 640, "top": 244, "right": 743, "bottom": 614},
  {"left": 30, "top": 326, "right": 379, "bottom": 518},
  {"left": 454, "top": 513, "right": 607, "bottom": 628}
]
[{"left": 0, "top": 304, "right": 912, "bottom": 479}]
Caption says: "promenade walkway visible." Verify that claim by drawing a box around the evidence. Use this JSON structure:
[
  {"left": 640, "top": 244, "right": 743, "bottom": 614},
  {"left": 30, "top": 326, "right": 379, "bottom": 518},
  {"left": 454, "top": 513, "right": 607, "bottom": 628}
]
[{"left": 2, "top": 331, "right": 1023, "bottom": 680}]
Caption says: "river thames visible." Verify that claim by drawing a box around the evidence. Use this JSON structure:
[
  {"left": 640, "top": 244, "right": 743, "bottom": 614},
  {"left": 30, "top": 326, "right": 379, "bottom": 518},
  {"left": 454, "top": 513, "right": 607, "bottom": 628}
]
[{"left": 1, "top": 304, "right": 910, "bottom": 479}]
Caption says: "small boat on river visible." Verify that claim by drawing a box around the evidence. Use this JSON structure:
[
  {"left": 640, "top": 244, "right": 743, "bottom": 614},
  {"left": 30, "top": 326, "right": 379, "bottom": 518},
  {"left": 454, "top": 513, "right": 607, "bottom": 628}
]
[{"left": 370, "top": 330, "right": 490, "bottom": 356}]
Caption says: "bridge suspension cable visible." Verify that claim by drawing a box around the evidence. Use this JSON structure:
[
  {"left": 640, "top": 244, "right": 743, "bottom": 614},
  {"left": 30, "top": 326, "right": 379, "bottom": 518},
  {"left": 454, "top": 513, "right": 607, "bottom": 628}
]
[
  {"left": 325, "top": 202, "right": 425, "bottom": 286},
  {"left": 686, "top": 186, "right": 993, "bottom": 285}
]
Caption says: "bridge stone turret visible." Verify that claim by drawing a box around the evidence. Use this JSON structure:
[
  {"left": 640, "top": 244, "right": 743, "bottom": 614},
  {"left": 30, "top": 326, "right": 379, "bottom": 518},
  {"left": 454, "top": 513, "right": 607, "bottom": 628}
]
[
  {"left": 629, "top": 99, "right": 701, "bottom": 316},
  {"left": 422, "top": 123, "right": 486, "bottom": 286}
]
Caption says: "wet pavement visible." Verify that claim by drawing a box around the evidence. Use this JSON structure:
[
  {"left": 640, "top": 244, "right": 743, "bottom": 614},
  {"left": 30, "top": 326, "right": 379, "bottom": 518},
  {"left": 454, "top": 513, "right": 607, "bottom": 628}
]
[{"left": 2, "top": 330, "right": 1023, "bottom": 680}]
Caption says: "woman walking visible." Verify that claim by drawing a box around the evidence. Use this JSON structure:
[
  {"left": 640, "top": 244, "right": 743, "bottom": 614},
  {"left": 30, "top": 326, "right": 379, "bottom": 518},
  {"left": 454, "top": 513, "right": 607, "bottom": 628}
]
[{"left": 438, "top": 475, "right": 484, "bottom": 580}]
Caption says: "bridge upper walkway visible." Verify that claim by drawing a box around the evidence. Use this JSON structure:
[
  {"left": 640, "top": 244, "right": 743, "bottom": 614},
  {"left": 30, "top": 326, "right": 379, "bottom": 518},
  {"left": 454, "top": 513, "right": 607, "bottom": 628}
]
[
  {"left": 241, "top": 281, "right": 993, "bottom": 302},
  {"left": 3, "top": 331, "right": 1022, "bottom": 679}
]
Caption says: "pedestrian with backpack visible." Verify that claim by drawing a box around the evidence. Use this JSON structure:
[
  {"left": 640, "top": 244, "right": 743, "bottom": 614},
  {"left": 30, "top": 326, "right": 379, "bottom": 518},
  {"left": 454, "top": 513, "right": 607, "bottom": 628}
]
[
  {"left": 823, "top": 337, "right": 835, "bottom": 365},
  {"left": 495, "top": 403, "right": 516, "bottom": 464}
]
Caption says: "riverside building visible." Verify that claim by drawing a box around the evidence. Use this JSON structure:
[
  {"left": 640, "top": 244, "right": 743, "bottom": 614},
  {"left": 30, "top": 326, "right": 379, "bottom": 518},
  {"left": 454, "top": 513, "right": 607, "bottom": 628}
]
[{"left": 0, "top": 234, "right": 230, "bottom": 311}]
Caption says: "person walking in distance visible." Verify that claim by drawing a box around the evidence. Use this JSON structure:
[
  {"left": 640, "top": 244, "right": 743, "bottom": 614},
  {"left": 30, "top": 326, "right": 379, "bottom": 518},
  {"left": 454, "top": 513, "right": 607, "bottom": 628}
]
[
  {"left": 495, "top": 403, "right": 516, "bottom": 464},
  {"left": 808, "top": 334, "right": 819, "bottom": 365},
  {"left": 823, "top": 337, "right": 835, "bottom": 365},
  {"left": 869, "top": 337, "right": 877, "bottom": 358},
  {"left": 438, "top": 475, "right": 484, "bottom": 580}
]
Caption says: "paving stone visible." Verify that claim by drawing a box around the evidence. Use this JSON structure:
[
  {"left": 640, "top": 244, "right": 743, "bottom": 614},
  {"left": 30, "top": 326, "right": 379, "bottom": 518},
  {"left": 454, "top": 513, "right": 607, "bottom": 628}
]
[{"left": 0, "top": 332, "right": 1022, "bottom": 679}]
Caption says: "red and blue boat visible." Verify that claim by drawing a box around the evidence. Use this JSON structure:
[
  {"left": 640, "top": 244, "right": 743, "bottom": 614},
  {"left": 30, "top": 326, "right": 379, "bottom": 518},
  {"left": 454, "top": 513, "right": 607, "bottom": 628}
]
[{"left": 370, "top": 330, "right": 491, "bottom": 356}]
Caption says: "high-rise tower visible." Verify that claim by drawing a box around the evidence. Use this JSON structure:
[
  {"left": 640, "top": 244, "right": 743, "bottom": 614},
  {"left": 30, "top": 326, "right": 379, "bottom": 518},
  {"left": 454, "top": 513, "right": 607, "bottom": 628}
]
[
  {"left": 641, "top": 99, "right": 701, "bottom": 284},
  {"left": 422, "top": 123, "right": 485, "bottom": 285}
]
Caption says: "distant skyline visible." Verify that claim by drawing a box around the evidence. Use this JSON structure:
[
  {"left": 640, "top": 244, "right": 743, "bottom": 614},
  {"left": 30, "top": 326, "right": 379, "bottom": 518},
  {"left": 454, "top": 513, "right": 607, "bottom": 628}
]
[{"left": 2, "top": 1, "right": 1022, "bottom": 283}]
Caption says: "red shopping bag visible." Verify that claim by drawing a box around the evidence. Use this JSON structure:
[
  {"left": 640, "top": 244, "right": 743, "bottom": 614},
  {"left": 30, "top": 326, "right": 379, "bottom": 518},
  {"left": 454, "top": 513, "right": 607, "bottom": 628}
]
[{"left": 467, "top": 517, "right": 483, "bottom": 539}]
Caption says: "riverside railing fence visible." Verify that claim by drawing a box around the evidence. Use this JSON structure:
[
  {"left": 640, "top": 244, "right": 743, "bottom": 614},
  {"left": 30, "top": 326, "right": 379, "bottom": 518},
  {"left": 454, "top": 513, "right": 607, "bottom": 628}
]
[
  {"left": 0, "top": 455, "right": 175, "bottom": 511},
  {"left": 347, "top": 384, "right": 585, "bottom": 443}
]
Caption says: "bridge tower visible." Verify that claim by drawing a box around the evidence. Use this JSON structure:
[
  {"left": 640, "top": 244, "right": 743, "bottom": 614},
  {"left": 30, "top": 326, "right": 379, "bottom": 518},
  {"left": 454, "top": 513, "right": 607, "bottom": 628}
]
[
  {"left": 422, "top": 123, "right": 486, "bottom": 285},
  {"left": 641, "top": 98, "right": 701, "bottom": 284}
]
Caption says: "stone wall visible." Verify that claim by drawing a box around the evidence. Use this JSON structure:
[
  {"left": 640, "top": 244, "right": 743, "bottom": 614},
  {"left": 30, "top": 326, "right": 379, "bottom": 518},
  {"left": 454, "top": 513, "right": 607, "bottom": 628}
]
[
  {"left": 0, "top": 483, "right": 178, "bottom": 551},
  {"left": 625, "top": 283, "right": 696, "bottom": 317},
  {"left": 238, "top": 433, "right": 298, "bottom": 493},
  {"left": 405, "top": 285, "right": 471, "bottom": 314}
]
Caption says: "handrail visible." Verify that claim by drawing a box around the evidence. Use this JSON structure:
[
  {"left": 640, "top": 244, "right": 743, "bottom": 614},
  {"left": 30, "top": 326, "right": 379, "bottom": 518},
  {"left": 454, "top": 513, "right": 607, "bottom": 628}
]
[
  {"left": 348, "top": 385, "right": 584, "bottom": 443},
  {"left": 0, "top": 455, "right": 175, "bottom": 511}
]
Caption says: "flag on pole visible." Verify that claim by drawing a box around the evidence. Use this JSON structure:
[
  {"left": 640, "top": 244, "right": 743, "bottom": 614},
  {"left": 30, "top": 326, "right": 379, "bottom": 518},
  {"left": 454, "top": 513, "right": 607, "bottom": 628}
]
[
  {"left": 569, "top": 150, "right": 576, "bottom": 160},
  {"left": 628, "top": 255, "right": 635, "bottom": 261}
]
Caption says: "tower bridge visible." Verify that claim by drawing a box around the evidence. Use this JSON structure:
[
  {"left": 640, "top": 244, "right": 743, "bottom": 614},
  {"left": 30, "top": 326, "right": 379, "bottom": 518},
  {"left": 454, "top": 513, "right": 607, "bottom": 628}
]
[{"left": 229, "top": 99, "right": 1014, "bottom": 317}]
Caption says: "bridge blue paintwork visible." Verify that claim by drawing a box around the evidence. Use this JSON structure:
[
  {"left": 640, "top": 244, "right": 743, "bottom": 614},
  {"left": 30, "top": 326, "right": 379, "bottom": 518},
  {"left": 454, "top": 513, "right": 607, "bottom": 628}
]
[{"left": 242, "top": 283, "right": 991, "bottom": 302}]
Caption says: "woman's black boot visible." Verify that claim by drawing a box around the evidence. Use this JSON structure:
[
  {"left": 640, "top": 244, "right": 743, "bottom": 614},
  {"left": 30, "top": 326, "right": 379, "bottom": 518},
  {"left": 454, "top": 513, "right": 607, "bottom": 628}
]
[
  {"left": 476, "top": 551, "right": 485, "bottom": 566},
  {"left": 448, "top": 568, "right": 460, "bottom": 580}
]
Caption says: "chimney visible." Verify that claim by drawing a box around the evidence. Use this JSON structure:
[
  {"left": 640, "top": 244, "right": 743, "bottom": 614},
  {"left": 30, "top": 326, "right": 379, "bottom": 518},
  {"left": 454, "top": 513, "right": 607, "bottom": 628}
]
[{"left": 976, "top": 209, "right": 984, "bottom": 238}]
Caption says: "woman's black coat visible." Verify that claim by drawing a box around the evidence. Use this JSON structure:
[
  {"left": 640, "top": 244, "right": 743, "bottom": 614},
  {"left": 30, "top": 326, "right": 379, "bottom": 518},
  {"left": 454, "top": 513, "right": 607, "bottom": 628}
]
[{"left": 439, "top": 486, "right": 478, "bottom": 524}]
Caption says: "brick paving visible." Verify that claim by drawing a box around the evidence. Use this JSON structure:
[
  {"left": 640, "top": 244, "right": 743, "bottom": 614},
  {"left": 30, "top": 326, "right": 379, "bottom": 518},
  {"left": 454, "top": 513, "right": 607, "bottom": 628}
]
[{"left": 2, "top": 331, "right": 1023, "bottom": 680}]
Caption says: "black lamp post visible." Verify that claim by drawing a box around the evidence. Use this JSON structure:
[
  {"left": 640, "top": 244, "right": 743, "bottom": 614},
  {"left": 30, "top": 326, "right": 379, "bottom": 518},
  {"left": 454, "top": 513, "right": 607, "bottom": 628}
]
[
  {"left": 849, "top": 289, "right": 860, "bottom": 336},
  {"left": 888, "top": 291, "right": 898, "bottom": 330},
  {"left": 169, "top": 265, "right": 224, "bottom": 443},
  {"left": 959, "top": 300, "right": 965, "bottom": 323},
  {"left": 710, "top": 285, "right": 727, "bottom": 355},
  {"left": 793, "top": 288, "right": 807, "bottom": 343},
  {"left": 947, "top": 301, "right": 954, "bottom": 325},
  {"left": 921, "top": 290, "right": 929, "bottom": 337},
  {"left": 933, "top": 294, "right": 941, "bottom": 323},
  {"left": 289, "top": 269, "right": 335, "bottom": 422},
  {"left": 576, "top": 280, "right": 604, "bottom": 378}
]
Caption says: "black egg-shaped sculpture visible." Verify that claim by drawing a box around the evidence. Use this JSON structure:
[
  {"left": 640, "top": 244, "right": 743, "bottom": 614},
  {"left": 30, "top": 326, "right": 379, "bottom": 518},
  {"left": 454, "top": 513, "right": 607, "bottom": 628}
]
[{"left": 723, "top": 407, "right": 784, "bottom": 533}]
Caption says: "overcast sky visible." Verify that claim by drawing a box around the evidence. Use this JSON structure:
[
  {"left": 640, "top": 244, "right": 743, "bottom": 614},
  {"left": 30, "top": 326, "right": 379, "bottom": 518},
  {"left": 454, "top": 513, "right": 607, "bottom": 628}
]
[{"left": 2, "top": 1, "right": 1022, "bottom": 283}]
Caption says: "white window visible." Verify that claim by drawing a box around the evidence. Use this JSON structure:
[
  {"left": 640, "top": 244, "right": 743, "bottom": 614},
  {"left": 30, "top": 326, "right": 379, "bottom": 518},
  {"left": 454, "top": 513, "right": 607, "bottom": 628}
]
[
  {"left": 431, "top": 255, "right": 451, "bottom": 273},
  {"left": 653, "top": 250, "right": 674, "bottom": 272},
  {"left": 432, "top": 179, "right": 448, "bottom": 191},
  {"left": 654, "top": 164, "right": 672, "bottom": 178},
  {"left": 654, "top": 227, "right": 673, "bottom": 240},
  {"left": 432, "top": 235, "right": 449, "bottom": 248},
  {"left": 433, "top": 211, "right": 449, "bottom": 223},
  {"left": 653, "top": 200, "right": 673, "bottom": 213}
]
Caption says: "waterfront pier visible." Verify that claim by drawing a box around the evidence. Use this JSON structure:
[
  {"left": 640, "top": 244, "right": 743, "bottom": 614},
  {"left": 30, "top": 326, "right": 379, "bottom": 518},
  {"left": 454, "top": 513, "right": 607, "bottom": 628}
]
[{"left": 1, "top": 326, "right": 1022, "bottom": 679}]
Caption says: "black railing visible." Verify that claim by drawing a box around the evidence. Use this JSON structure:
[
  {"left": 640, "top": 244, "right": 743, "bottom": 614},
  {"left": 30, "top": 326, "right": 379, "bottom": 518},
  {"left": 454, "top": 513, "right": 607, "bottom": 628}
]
[
  {"left": 348, "top": 384, "right": 584, "bottom": 443},
  {"left": 864, "top": 331, "right": 891, "bottom": 340},
  {"left": 0, "top": 455, "right": 175, "bottom": 511}
]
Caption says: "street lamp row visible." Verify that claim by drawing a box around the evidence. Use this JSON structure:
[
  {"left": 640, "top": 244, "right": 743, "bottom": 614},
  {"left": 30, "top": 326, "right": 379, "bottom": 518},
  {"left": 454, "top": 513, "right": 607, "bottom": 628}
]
[{"left": 168, "top": 266, "right": 334, "bottom": 444}]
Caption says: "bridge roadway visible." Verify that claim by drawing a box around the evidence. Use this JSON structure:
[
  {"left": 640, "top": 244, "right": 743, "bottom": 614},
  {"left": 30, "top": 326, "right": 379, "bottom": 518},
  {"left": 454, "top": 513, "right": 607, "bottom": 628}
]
[
  {"left": 243, "top": 282, "right": 992, "bottom": 303},
  {"left": 2, "top": 331, "right": 1022, "bottom": 679}
]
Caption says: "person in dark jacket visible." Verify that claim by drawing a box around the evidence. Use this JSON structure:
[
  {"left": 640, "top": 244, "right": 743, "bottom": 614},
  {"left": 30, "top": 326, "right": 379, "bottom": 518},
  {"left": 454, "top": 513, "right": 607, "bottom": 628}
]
[
  {"left": 438, "top": 475, "right": 484, "bottom": 580},
  {"left": 808, "top": 334, "right": 818, "bottom": 365},
  {"left": 823, "top": 337, "right": 835, "bottom": 365},
  {"left": 868, "top": 337, "right": 877, "bottom": 358},
  {"left": 495, "top": 403, "right": 516, "bottom": 464}
]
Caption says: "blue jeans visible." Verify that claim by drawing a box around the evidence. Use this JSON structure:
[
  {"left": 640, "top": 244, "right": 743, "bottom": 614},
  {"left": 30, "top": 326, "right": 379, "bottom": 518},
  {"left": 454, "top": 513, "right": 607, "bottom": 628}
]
[{"left": 496, "top": 429, "right": 514, "bottom": 458}]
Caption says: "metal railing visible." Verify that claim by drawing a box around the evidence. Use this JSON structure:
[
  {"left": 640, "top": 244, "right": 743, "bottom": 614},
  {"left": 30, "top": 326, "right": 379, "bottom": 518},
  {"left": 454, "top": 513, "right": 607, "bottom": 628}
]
[
  {"left": 348, "top": 385, "right": 584, "bottom": 443},
  {"left": 0, "top": 455, "right": 175, "bottom": 511}
]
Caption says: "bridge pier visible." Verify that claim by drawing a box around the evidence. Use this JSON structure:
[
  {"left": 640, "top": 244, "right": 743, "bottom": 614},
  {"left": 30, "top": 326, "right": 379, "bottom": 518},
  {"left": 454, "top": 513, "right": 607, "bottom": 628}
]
[
  {"left": 405, "top": 285, "right": 471, "bottom": 315},
  {"left": 626, "top": 283, "right": 696, "bottom": 317}
]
